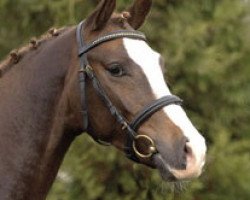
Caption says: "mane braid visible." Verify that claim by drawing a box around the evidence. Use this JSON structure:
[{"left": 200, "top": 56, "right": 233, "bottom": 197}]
[{"left": 0, "top": 27, "right": 69, "bottom": 78}]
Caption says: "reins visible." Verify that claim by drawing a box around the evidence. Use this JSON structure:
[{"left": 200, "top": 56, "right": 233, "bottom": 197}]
[{"left": 76, "top": 21, "right": 183, "bottom": 162}]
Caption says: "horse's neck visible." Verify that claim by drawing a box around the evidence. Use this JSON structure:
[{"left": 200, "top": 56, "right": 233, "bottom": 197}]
[{"left": 0, "top": 27, "right": 77, "bottom": 200}]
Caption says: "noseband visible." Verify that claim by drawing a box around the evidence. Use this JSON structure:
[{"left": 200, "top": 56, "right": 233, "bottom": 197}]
[{"left": 76, "top": 21, "right": 182, "bottom": 162}]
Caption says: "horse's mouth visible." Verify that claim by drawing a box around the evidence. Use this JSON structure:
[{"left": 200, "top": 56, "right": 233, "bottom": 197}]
[
  {"left": 152, "top": 153, "right": 177, "bottom": 181},
  {"left": 153, "top": 149, "right": 205, "bottom": 182}
]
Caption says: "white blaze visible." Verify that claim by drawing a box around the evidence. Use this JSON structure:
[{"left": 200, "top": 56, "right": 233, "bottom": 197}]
[{"left": 123, "top": 38, "right": 206, "bottom": 175}]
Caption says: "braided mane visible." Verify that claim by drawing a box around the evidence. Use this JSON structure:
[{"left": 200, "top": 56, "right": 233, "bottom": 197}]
[{"left": 0, "top": 27, "right": 69, "bottom": 78}]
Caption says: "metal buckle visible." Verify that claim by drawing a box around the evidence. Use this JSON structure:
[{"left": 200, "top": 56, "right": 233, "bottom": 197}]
[
  {"left": 78, "top": 68, "right": 85, "bottom": 73},
  {"left": 85, "top": 65, "right": 93, "bottom": 73},
  {"left": 121, "top": 122, "right": 128, "bottom": 130},
  {"left": 79, "top": 65, "right": 93, "bottom": 73},
  {"left": 78, "top": 65, "right": 93, "bottom": 77},
  {"left": 132, "top": 135, "right": 157, "bottom": 158},
  {"left": 96, "top": 139, "right": 112, "bottom": 146},
  {"left": 85, "top": 65, "right": 94, "bottom": 78}
]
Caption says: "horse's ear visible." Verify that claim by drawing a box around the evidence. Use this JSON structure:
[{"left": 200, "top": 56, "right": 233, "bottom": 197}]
[
  {"left": 127, "top": 0, "right": 152, "bottom": 30},
  {"left": 85, "top": 0, "right": 116, "bottom": 31}
]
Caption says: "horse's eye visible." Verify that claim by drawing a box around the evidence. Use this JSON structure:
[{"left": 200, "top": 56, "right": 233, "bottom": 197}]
[{"left": 107, "top": 64, "right": 125, "bottom": 77}]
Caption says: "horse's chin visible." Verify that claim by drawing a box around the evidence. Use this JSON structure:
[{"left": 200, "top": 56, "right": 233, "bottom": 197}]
[
  {"left": 153, "top": 153, "right": 203, "bottom": 182},
  {"left": 153, "top": 154, "right": 178, "bottom": 182}
]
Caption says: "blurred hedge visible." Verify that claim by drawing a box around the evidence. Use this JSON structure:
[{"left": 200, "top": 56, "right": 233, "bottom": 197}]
[{"left": 0, "top": 0, "right": 250, "bottom": 199}]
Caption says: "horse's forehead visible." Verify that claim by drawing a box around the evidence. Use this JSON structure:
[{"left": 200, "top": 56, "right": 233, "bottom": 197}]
[
  {"left": 123, "top": 39, "right": 160, "bottom": 62},
  {"left": 122, "top": 38, "right": 171, "bottom": 98}
]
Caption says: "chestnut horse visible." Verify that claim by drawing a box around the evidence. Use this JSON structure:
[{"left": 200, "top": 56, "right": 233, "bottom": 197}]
[{"left": 0, "top": 0, "right": 206, "bottom": 199}]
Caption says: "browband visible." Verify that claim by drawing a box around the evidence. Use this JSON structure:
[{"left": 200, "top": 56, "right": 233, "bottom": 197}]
[{"left": 78, "top": 30, "right": 146, "bottom": 56}]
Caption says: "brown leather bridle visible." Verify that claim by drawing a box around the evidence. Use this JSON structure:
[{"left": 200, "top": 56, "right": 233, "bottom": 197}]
[{"left": 76, "top": 21, "right": 183, "bottom": 162}]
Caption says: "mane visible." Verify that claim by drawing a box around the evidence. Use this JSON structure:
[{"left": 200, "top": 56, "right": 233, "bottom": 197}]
[
  {"left": 0, "top": 27, "right": 69, "bottom": 78},
  {"left": 0, "top": 13, "right": 131, "bottom": 78}
]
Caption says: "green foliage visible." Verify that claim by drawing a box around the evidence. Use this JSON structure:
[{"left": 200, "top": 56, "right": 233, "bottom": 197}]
[{"left": 1, "top": 0, "right": 250, "bottom": 199}]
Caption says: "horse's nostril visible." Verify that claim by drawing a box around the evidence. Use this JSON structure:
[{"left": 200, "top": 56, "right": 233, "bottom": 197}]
[
  {"left": 184, "top": 145, "right": 188, "bottom": 154},
  {"left": 182, "top": 141, "right": 192, "bottom": 169},
  {"left": 184, "top": 142, "right": 192, "bottom": 155},
  {"left": 183, "top": 137, "right": 190, "bottom": 152}
]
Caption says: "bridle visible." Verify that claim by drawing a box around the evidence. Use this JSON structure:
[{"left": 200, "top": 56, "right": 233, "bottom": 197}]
[{"left": 76, "top": 21, "right": 182, "bottom": 162}]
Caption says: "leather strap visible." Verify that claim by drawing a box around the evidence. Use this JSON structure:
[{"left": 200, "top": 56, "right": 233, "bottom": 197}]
[
  {"left": 130, "top": 95, "right": 183, "bottom": 131},
  {"left": 78, "top": 30, "right": 146, "bottom": 57},
  {"left": 77, "top": 21, "right": 89, "bottom": 130}
]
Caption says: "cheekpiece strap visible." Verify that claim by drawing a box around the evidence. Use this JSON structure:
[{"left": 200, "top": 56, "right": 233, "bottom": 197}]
[{"left": 76, "top": 21, "right": 89, "bottom": 131}]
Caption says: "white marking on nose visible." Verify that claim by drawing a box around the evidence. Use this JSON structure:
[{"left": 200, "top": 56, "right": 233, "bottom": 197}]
[{"left": 123, "top": 38, "right": 207, "bottom": 173}]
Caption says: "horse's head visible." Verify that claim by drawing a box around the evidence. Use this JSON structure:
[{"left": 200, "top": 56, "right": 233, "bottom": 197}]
[{"left": 70, "top": 0, "right": 206, "bottom": 181}]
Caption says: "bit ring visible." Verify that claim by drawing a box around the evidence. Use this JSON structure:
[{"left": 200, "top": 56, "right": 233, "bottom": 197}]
[{"left": 132, "top": 135, "right": 157, "bottom": 158}]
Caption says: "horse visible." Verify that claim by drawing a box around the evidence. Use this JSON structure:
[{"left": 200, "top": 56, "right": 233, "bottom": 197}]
[{"left": 0, "top": 0, "right": 207, "bottom": 199}]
